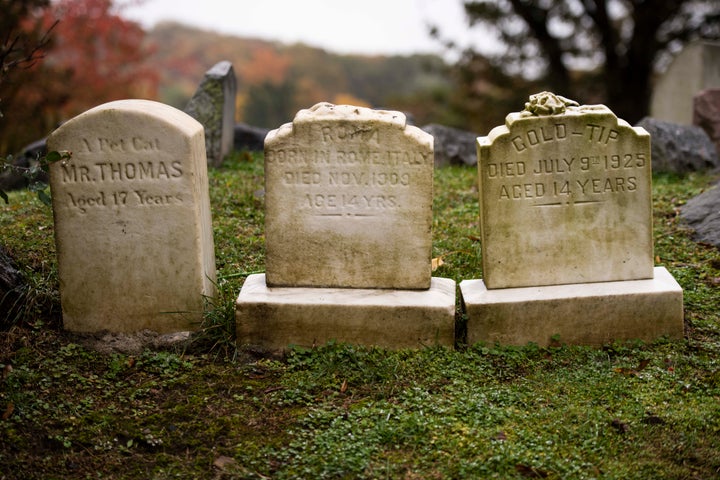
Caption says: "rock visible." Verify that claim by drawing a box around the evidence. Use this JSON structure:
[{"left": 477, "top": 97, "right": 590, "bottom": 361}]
[
  {"left": 635, "top": 117, "right": 719, "bottom": 174},
  {"left": 693, "top": 88, "right": 720, "bottom": 156},
  {"left": 185, "top": 61, "right": 237, "bottom": 167},
  {"left": 421, "top": 123, "right": 479, "bottom": 167},
  {"left": 0, "top": 246, "right": 26, "bottom": 328},
  {"left": 233, "top": 123, "right": 269, "bottom": 152},
  {"left": 680, "top": 181, "right": 720, "bottom": 247}
]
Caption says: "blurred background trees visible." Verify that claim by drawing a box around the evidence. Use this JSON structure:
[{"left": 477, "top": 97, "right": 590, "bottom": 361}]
[
  {"left": 448, "top": 0, "right": 720, "bottom": 132},
  {"left": 1, "top": 0, "right": 719, "bottom": 158},
  {"left": 0, "top": 0, "right": 156, "bottom": 157}
]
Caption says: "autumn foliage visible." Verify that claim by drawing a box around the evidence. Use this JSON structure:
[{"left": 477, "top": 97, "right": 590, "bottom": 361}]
[{"left": 0, "top": 0, "right": 157, "bottom": 156}]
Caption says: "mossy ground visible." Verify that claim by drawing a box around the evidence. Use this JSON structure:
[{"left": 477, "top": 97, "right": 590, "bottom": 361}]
[{"left": 1, "top": 152, "right": 719, "bottom": 479}]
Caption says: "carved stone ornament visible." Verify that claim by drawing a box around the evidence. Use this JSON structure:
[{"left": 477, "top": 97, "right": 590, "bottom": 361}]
[{"left": 522, "top": 91, "right": 580, "bottom": 116}]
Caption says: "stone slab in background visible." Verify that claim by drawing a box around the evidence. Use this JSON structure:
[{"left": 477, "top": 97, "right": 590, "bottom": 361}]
[
  {"left": 48, "top": 99, "right": 216, "bottom": 333},
  {"left": 636, "top": 117, "right": 719, "bottom": 174},
  {"left": 680, "top": 181, "right": 720, "bottom": 247},
  {"left": 693, "top": 88, "right": 720, "bottom": 157},
  {"left": 421, "top": 123, "right": 478, "bottom": 167},
  {"left": 461, "top": 267, "right": 684, "bottom": 346},
  {"left": 650, "top": 41, "right": 720, "bottom": 125},
  {"left": 185, "top": 61, "right": 237, "bottom": 167},
  {"left": 237, "top": 274, "right": 456, "bottom": 352}
]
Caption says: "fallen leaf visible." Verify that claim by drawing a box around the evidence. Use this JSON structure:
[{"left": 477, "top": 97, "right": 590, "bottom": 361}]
[
  {"left": 655, "top": 255, "right": 661, "bottom": 264},
  {"left": 614, "top": 358, "right": 651, "bottom": 376},
  {"left": 213, "top": 456, "right": 237, "bottom": 471},
  {"left": 467, "top": 235, "right": 482, "bottom": 242},
  {"left": 2, "top": 402, "right": 14, "bottom": 420},
  {"left": 340, "top": 379, "right": 348, "bottom": 393},
  {"left": 431, "top": 256, "right": 444, "bottom": 271},
  {"left": 2, "top": 364, "right": 11, "bottom": 380},
  {"left": 610, "top": 418, "right": 629, "bottom": 434}
]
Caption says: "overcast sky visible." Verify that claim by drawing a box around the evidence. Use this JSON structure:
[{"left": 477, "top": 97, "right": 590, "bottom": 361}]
[{"left": 122, "top": 0, "right": 494, "bottom": 58}]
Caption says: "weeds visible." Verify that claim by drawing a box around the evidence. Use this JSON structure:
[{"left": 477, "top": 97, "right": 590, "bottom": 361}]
[{"left": 0, "top": 157, "right": 719, "bottom": 478}]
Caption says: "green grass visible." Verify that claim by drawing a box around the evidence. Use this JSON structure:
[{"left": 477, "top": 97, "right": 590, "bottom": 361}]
[{"left": 1, "top": 153, "right": 719, "bottom": 479}]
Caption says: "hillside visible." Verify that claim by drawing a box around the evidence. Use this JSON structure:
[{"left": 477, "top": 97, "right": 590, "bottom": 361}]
[{"left": 144, "top": 22, "right": 453, "bottom": 128}]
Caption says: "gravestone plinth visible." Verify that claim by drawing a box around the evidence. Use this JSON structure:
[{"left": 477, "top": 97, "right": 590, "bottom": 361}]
[
  {"left": 49, "top": 100, "right": 216, "bottom": 333},
  {"left": 461, "top": 93, "right": 684, "bottom": 346},
  {"left": 236, "top": 103, "right": 455, "bottom": 352}
]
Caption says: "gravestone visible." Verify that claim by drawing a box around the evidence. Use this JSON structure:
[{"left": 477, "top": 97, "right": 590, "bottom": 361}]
[
  {"left": 236, "top": 103, "right": 455, "bottom": 352},
  {"left": 185, "top": 61, "right": 237, "bottom": 167},
  {"left": 460, "top": 92, "right": 683, "bottom": 346},
  {"left": 651, "top": 41, "right": 720, "bottom": 125},
  {"left": 48, "top": 99, "right": 216, "bottom": 333}
]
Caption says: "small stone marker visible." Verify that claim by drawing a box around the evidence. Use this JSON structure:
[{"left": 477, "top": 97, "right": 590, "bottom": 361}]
[
  {"left": 461, "top": 92, "right": 684, "bottom": 346},
  {"left": 185, "top": 60, "right": 237, "bottom": 167},
  {"left": 236, "top": 103, "right": 455, "bottom": 352},
  {"left": 48, "top": 100, "right": 216, "bottom": 333}
]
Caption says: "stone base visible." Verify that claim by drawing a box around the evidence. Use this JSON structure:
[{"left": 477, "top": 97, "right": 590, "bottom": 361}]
[
  {"left": 460, "top": 267, "right": 683, "bottom": 346},
  {"left": 236, "top": 274, "right": 456, "bottom": 352}
]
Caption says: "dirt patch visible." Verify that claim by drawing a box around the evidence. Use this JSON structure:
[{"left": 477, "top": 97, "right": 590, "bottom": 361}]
[{"left": 74, "top": 330, "right": 192, "bottom": 355}]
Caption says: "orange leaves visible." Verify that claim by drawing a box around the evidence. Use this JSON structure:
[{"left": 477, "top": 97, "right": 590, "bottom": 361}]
[
  {"left": 238, "top": 46, "right": 291, "bottom": 85},
  {"left": 613, "top": 358, "right": 651, "bottom": 376}
]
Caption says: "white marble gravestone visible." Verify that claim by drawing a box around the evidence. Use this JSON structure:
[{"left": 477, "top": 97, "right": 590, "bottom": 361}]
[
  {"left": 460, "top": 93, "right": 684, "bottom": 346},
  {"left": 48, "top": 100, "right": 216, "bottom": 333},
  {"left": 236, "top": 103, "right": 455, "bottom": 352}
]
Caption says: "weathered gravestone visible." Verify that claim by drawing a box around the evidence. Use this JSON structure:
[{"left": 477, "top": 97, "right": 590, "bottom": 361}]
[
  {"left": 236, "top": 103, "right": 455, "bottom": 351},
  {"left": 460, "top": 92, "right": 684, "bottom": 346},
  {"left": 185, "top": 60, "right": 237, "bottom": 167},
  {"left": 48, "top": 100, "right": 216, "bottom": 333},
  {"left": 651, "top": 41, "right": 720, "bottom": 125}
]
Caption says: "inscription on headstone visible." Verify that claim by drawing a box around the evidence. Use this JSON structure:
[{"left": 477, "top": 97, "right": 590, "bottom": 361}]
[
  {"left": 48, "top": 100, "right": 216, "bottom": 333},
  {"left": 264, "top": 103, "right": 433, "bottom": 289},
  {"left": 478, "top": 92, "right": 653, "bottom": 288}
]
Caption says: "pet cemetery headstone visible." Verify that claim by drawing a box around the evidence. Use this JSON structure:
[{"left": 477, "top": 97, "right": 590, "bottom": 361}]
[
  {"left": 48, "top": 100, "right": 217, "bottom": 333},
  {"left": 236, "top": 103, "right": 455, "bottom": 352},
  {"left": 460, "top": 92, "right": 684, "bottom": 346}
]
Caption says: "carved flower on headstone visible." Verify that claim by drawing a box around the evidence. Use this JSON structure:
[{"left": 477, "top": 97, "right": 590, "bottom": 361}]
[{"left": 523, "top": 91, "right": 580, "bottom": 116}]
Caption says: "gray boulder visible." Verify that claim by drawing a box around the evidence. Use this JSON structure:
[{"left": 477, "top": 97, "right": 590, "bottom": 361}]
[
  {"left": 681, "top": 181, "right": 720, "bottom": 247},
  {"left": 636, "top": 117, "right": 719, "bottom": 174},
  {"left": 234, "top": 123, "right": 269, "bottom": 152},
  {"left": 693, "top": 88, "right": 720, "bottom": 157},
  {"left": 421, "top": 123, "right": 479, "bottom": 167}
]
